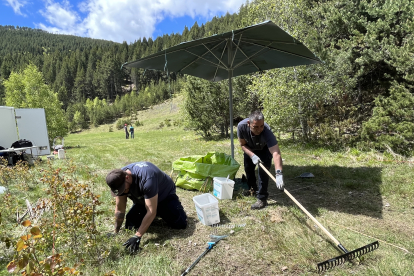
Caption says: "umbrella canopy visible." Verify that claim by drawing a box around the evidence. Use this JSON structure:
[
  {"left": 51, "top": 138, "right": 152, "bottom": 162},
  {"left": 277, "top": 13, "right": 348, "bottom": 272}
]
[{"left": 123, "top": 21, "right": 321, "bottom": 157}]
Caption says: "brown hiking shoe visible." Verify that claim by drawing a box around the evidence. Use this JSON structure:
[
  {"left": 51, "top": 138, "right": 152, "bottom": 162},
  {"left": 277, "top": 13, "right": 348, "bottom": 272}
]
[{"left": 251, "top": 199, "right": 267, "bottom": 210}]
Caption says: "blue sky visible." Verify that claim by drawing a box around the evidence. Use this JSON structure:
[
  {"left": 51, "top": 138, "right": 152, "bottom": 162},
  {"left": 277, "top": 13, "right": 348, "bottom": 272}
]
[{"left": 0, "top": 0, "right": 247, "bottom": 43}]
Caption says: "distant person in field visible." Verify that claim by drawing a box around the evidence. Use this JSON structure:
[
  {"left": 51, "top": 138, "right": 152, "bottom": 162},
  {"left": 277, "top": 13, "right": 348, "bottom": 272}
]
[
  {"left": 106, "top": 161, "right": 187, "bottom": 253},
  {"left": 237, "top": 110, "right": 284, "bottom": 209},
  {"left": 129, "top": 124, "right": 134, "bottom": 139},
  {"left": 124, "top": 124, "right": 129, "bottom": 139}
]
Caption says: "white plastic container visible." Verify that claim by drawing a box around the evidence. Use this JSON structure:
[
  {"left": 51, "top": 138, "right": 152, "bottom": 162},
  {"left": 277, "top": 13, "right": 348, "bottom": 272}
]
[
  {"left": 192, "top": 193, "right": 220, "bottom": 226},
  {"left": 58, "top": 149, "right": 65, "bottom": 159},
  {"left": 213, "top": 177, "right": 235, "bottom": 200}
]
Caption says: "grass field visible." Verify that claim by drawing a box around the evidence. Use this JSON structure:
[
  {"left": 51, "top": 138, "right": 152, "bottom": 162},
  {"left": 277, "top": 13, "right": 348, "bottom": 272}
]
[{"left": 1, "top": 95, "right": 414, "bottom": 275}]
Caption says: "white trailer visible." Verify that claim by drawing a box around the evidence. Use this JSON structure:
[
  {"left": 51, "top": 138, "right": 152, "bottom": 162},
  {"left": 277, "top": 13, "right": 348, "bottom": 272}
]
[{"left": 0, "top": 106, "right": 51, "bottom": 158}]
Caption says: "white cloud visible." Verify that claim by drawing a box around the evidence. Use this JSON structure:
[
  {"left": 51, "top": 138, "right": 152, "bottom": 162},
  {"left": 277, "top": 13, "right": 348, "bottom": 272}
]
[
  {"left": 5, "top": 0, "right": 27, "bottom": 15},
  {"left": 39, "top": 0, "right": 81, "bottom": 30},
  {"left": 36, "top": 0, "right": 247, "bottom": 43}
]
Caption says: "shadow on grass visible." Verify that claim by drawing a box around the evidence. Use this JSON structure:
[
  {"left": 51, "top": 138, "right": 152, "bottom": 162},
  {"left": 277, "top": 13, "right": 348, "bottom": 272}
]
[
  {"left": 64, "top": 145, "right": 83, "bottom": 150},
  {"left": 144, "top": 216, "right": 196, "bottom": 245},
  {"left": 145, "top": 206, "right": 231, "bottom": 245},
  {"left": 264, "top": 164, "right": 383, "bottom": 219}
]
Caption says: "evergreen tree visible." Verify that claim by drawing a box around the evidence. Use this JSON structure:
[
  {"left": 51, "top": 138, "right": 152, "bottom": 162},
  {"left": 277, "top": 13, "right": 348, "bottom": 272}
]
[{"left": 361, "top": 82, "right": 414, "bottom": 155}]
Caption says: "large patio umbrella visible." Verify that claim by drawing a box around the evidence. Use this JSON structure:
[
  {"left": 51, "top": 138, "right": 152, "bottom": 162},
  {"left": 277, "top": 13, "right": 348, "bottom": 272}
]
[{"left": 123, "top": 21, "right": 321, "bottom": 158}]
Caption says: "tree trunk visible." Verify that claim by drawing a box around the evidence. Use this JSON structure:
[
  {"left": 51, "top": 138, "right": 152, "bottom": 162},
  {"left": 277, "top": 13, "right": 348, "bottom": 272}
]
[{"left": 294, "top": 69, "right": 308, "bottom": 140}]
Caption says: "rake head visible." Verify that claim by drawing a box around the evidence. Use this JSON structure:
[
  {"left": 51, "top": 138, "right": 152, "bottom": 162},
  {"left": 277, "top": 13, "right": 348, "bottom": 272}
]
[{"left": 317, "top": 241, "right": 379, "bottom": 273}]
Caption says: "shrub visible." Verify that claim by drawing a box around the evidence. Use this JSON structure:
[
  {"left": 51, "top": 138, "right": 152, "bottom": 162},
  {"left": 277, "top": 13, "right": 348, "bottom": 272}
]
[{"left": 164, "top": 119, "right": 171, "bottom": 127}]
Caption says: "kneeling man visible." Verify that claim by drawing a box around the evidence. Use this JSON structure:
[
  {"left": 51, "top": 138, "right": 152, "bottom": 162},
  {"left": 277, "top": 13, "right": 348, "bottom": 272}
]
[{"left": 106, "top": 161, "right": 187, "bottom": 253}]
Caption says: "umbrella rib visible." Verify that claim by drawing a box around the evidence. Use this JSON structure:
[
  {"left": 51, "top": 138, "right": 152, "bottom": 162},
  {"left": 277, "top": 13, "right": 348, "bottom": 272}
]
[
  {"left": 230, "top": 34, "right": 243, "bottom": 68},
  {"left": 181, "top": 49, "right": 227, "bottom": 71},
  {"left": 213, "top": 41, "right": 229, "bottom": 81},
  {"left": 202, "top": 43, "right": 229, "bottom": 70},
  {"left": 233, "top": 42, "right": 274, "bottom": 69},
  {"left": 179, "top": 41, "right": 228, "bottom": 72},
  {"left": 232, "top": 35, "right": 261, "bottom": 71},
  {"left": 241, "top": 40, "right": 321, "bottom": 62}
]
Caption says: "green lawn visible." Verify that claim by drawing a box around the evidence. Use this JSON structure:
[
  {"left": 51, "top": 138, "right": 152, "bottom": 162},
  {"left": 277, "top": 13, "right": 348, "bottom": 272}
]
[{"left": 1, "top": 95, "right": 413, "bottom": 275}]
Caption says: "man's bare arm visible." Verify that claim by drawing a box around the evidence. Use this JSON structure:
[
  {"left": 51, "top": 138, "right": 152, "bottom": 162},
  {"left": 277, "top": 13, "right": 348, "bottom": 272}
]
[
  {"left": 268, "top": 144, "right": 283, "bottom": 171},
  {"left": 135, "top": 195, "right": 158, "bottom": 237},
  {"left": 239, "top": 138, "right": 255, "bottom": 158},
  {"left": 114, "top": 195, "right": 127, "bottom": 233}
]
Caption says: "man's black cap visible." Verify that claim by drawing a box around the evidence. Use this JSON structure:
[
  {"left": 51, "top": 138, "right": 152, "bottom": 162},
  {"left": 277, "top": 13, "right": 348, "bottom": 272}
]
[{"left": 106, "top": 169, "right": 126, "bottom": 197}]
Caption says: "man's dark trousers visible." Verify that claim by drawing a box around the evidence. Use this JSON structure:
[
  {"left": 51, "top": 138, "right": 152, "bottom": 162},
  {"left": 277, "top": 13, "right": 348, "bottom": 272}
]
[
  {"left": 125, "top": 194, "right": 187, "bottom": 230},
  {"left": 244, "top": 149, "right": 272, "bottom": 200}
]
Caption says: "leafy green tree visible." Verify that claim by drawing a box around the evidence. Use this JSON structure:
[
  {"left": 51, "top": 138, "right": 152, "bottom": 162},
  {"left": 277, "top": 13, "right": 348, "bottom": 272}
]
[
  {"left": 361, "top": 82, "right": 414, "bottom": 155},
  {"left": 183, "top": 76, "right": 254, "bottom": 138},
  {"left": 3, "top": 64, "right": 68, "bottom": 143},
  {"left": 247, "top": 0, "right": 414, "bottom": 145}
]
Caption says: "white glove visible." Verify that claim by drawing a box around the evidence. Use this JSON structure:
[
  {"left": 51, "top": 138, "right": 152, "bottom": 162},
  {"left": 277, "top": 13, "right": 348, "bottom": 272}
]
[
  {"left": 275, "top": 173, "right": 284, "bottom": 190},
  {"left": 251, "top": 154, "right": 261, "bottom": 165}
]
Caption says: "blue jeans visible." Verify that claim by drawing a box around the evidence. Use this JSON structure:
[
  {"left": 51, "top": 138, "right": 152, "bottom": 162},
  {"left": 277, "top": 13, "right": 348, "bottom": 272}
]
[
  {"left": 125, "top": 194, "right": 187, "bottom": 230},
  {"left": 244, "top": 149, "right": 272, "bottom": 200}
]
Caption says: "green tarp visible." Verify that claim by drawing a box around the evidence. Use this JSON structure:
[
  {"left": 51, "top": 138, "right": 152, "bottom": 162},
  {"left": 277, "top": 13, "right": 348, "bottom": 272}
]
[{"left": 172, "top": 152, "right": 240, "bottom": 190}]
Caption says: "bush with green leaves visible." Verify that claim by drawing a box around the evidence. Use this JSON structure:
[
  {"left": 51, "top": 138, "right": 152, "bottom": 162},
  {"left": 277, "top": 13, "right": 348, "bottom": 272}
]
[{"left": 361, "top": 83, "right": 414, "bottom": 155}]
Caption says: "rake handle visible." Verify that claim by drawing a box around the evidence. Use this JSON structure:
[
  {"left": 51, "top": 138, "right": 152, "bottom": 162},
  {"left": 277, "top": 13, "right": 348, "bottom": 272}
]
[{"left": 259, "top": 163, "right": 342, "bottom": 247}]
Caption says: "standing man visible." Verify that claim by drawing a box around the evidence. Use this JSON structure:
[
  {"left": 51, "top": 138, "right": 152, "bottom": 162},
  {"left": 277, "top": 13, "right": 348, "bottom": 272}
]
[
  {"left": 106, "top": 161, "right": 187, "bottom": 253},
  {"left": 129, "top": 124, "right": 135, "bottom": 139},
  {"left": 124, "top": 124, "right": 129, "bottom": 139},
  {"left": 237, "top": 110, "right": 284, "bottom": 209}
]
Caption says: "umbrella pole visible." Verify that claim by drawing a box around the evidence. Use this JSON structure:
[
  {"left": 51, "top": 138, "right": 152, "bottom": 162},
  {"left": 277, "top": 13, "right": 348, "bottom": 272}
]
[
  {"left": 228, "top": 39, "right": 234, "bottom": 159},
  {"left": 229, "top": 70, "right": 234, "bottom": 159}
]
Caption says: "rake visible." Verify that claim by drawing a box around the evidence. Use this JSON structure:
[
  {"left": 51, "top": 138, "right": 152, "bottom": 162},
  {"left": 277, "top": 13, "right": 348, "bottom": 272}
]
[
  {"left": 181, "top": 234, "right": 228, "bottom": 276},
  {"left": 259, "top": 163, "right": 379, "bottom": 272}
]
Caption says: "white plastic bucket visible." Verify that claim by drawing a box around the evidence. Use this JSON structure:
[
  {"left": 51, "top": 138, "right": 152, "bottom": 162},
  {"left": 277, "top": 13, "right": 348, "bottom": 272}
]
[
  {"left": 213, "top": 177, "right": 235, "bottom": 200},
  {"left": 192, "top": 193, "right": 220, "bottom": 226},
  {"left": 58, "top": 149, "right": 65, "bottom": 159}
]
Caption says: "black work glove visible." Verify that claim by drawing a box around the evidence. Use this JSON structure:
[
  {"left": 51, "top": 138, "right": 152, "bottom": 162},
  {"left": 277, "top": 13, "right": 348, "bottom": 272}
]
[{"left": 123, "top": 235, "right": 141, "bottom": 253}]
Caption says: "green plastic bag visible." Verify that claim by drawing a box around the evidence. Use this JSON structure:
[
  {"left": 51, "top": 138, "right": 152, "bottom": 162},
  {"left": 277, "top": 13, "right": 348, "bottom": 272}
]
[{"left": 172, "top": 152, "right": 240, "bottom": 190}]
